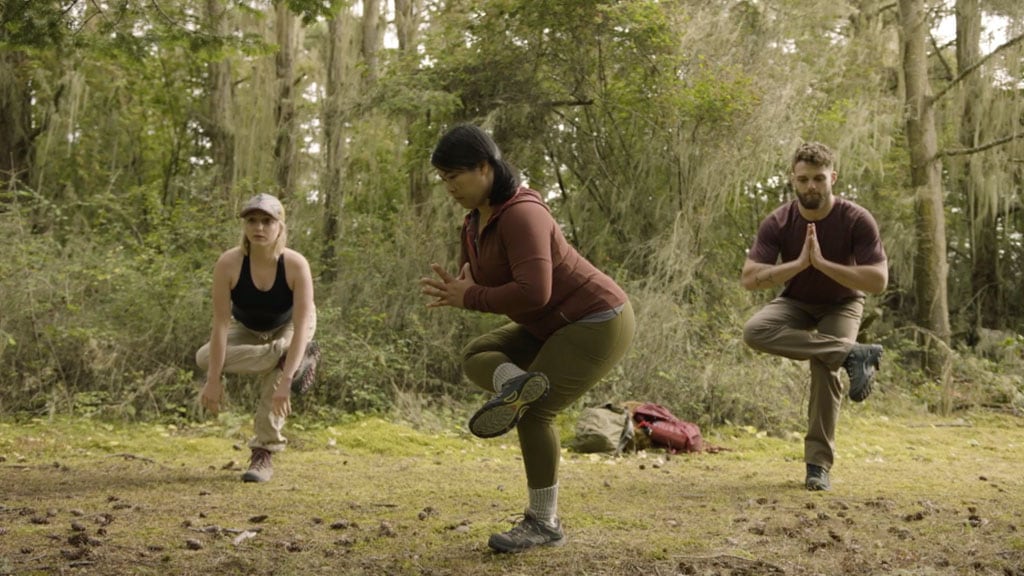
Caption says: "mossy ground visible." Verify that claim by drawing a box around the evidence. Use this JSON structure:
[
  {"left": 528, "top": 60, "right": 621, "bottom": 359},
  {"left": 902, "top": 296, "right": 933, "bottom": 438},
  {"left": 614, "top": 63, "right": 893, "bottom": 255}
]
[{"left": 1, "top": 407, "right": 1022, "bottom": 575}]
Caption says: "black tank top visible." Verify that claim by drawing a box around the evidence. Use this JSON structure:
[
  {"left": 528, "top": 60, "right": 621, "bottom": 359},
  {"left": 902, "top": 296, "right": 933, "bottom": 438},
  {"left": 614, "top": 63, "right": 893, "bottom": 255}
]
[{"left": 231, "top": 255, "right": 294, "bottom": 331}]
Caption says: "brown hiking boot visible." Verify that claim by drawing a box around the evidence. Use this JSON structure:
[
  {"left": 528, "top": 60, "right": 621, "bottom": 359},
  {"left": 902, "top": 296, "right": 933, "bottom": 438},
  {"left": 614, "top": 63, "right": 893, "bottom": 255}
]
[
  {"left": 241, "top": 448, "right": 273, "bottom": 483},
  {"left": 291, "top": 341, "right": 320, "bottom": 395},
  {"left": 279, "top": 341, "right": 321, "bottom": 395}
]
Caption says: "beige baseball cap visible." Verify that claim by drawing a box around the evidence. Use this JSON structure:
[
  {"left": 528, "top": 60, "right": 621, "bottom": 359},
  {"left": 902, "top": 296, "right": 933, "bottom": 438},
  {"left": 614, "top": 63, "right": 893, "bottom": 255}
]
[{"left": 239, "top": 193, "right": 284, "bottom": 220}]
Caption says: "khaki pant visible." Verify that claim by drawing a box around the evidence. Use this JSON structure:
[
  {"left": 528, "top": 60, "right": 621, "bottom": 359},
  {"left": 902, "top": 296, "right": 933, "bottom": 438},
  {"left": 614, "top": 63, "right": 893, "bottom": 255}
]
[
  {"left": 742, "top": 297, "right": 862, "bottom": 469},
  {"left": 462, "top": 301, "right": 636, "bottom": 488},
  {"left": 195, "top": 311, "right": 317, "bottom": 452}
]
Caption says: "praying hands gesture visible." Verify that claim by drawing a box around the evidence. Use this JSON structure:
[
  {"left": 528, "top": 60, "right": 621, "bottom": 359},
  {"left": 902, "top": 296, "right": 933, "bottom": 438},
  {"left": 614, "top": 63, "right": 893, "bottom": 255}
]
[{"left": 420, "top": 263, "right": 476, "bottom": 309}]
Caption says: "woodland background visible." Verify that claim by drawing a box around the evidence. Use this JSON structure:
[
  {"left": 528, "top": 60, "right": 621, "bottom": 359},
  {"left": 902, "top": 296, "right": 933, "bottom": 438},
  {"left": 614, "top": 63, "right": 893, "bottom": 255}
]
[{"left": 2, "top": 0, "right": 1024, "bottom": 433}]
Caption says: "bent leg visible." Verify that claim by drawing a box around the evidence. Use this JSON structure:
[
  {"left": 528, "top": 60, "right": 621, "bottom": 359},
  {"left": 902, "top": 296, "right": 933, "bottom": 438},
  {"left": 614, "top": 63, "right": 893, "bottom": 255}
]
[
  {"left": 461, "top": 323, "right": 543, "bottom": 393},
  {"left": 743, "top": 297, "right": 851, "bottom": 368},
  {"left": 195, "top": 320, "right": 289, "bottom": 375},
  {"left": 805, "top": 299, "right": 864, "bottom": 469},
  {"left": 250, "top": 309, "right": 317, "bottom": 452},
  {"left": 517, "top": 302, "right": 636, "bottom": 488}
]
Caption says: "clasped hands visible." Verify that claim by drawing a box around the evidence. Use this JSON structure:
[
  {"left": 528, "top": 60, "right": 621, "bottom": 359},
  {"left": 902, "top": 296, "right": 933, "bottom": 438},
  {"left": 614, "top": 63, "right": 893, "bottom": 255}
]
[
  {"left": 798, "top": 222, "right": 826, "bottom": 270},
  {"left": 200, "top": 374, "right": 293, "bottom": 418},
  {"left": 420, "top": 263, "right": 476, "bottom": 309}
]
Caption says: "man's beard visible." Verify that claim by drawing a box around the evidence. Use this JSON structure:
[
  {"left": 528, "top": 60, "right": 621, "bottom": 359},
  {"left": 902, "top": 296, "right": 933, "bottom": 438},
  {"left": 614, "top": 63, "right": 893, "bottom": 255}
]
[{"left": 797, "top": 191, "right": 825, "bottom": 210}]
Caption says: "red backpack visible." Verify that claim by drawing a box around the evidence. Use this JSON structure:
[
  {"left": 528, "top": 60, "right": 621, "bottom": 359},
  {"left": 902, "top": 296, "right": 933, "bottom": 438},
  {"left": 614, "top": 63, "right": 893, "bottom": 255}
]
[{"left": 631, "top": 403, "right": 703, "bottom": 454}]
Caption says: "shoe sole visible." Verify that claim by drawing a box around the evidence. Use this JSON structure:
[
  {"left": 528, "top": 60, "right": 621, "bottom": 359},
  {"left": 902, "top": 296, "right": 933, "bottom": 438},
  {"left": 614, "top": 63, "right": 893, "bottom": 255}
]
[
  {"left": 291, "top": 341, "right": 321, "bottom": 395},
  {"left": 848, "top": 347, "right": 882, "bottom": 403},
  {"left": 488, "top": 534, "right": 566, "bottom": 553},
  {"left": 468, "top": 373, "right": 549, "bottom": 438}
]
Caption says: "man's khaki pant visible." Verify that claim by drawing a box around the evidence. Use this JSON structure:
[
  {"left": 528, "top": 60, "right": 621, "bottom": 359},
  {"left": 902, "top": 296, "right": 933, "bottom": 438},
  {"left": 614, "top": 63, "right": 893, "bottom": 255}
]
[
  {"left": 742, "top": 297, "right": 863, "bottom": 469},
  {"left": 196, "top": 311, "right": 316, "bottom": 452}
]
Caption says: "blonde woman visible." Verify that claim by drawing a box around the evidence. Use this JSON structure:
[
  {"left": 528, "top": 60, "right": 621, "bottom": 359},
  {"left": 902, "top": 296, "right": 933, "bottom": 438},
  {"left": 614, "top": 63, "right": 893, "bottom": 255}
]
[{"left": 196, "top": 193, "right": 319, "bottom": 482}]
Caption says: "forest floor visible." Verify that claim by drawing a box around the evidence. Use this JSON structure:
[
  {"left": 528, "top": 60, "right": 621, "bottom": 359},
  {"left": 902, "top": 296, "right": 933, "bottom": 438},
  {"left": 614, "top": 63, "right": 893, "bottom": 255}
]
[{"left": 1, "top": 406, "right": 1023, "bottom": 576}]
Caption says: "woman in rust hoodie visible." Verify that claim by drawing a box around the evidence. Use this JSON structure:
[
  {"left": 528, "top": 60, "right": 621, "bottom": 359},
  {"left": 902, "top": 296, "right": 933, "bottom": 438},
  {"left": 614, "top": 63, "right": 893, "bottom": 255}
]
[{"left": 421, "top": 124, "right": 635, "bottom": 553}]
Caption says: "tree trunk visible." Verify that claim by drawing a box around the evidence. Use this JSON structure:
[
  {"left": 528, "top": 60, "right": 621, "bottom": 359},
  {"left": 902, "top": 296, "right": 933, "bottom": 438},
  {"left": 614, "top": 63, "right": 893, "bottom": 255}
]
[
  {"left": 956, "top": 0, "right": 1001, "bottom": 330},
  {"left": 205, "top": 0, "right": 235, "bottom": 198},
  {"left": 394, "top": 0, "right": 430, "bottom": 211},
  {"left": 320, "top": 14, "right": 349, "bottom": 282},
  {"left": 899, "top": 0, "right": 952, "bottom": 376},
  {"left": 0, "top": 50, "right": 33, "bottom": 195},
  {"left": 273, "top": 1, "right": 299, "bottom": 198},
  {"left": 394, "top": 0, "right": 419, "bottom": 52},
  {"left": 361, "top": 0, "right": 381, "bottom": 86}
]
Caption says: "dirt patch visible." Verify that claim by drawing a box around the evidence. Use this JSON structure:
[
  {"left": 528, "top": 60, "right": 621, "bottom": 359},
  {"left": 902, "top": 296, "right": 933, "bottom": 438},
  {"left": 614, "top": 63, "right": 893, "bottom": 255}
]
[{"left": 0, "top": 413, "right": 1022, "bottom": 575}]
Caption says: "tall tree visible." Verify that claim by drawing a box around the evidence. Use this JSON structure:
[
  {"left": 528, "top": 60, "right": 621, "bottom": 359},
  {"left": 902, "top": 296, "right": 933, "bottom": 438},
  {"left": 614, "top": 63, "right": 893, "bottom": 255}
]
[
  {"left": 205, "top": 0, "right": 236, "bottom": 196},
  {"left": 899, "top": 0, "right": 952, "bottom": 374},
  {"left": 274, "top": 0, "right": 300, "bottom": 198},
  {"left": 321, "top": 8, "right": 353, "bottom": 281},
  {"left": 0, "top": 0, "right": 65, "bottom": 195},
  {"left": 393, "top": 0, "right": 431, "bottom": 211},
  {"left": 954, "top": 0, "right": 998, "bottom": 330},
  {"left": 361, "top": 0, "right": 381, "bottom": 86},
  {"left": 0, "top": 50, "right": 33, "bottom": 195}
]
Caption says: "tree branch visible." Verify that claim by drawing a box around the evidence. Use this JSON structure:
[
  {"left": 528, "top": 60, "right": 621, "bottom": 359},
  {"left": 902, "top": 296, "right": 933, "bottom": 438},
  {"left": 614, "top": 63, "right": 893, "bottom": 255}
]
[
  {"left": 932, "top": 31, "right": 1024, "bottom": 104},
  {"left": 928, "top": 31, "right": 954, "bottom": 81},
  {"left": 937, "top": 132, "right": 1024, "bottom": 159}
]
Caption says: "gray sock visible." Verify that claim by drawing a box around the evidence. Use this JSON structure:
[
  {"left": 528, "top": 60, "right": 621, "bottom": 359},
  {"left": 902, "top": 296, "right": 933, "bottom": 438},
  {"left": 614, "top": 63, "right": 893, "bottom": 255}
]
[
  {"left": 527, "top": 484, "right": 559, "bottom": 525},
  {"left": 492, "top": 362, "right": 526, "bottom": 392}
]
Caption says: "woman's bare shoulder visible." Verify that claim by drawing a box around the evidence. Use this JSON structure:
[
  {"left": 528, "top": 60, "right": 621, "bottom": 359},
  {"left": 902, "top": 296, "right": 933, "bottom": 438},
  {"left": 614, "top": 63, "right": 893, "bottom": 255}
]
[
  {"left": 216, "top": 247, "right": 244, "bottom": 266},
  {"left": 282, "top": 248, "right": 310, "bottom": 266}
]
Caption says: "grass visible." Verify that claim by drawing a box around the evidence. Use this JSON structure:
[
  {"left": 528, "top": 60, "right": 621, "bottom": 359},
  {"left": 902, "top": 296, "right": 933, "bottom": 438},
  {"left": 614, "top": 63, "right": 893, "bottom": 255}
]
[{"left": 0, "top": 407, "right": 1022, "bottom": 575}]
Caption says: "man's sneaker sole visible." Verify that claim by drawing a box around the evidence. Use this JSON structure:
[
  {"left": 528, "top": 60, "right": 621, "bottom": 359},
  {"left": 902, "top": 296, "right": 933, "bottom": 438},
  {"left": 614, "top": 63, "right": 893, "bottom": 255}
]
[
  {"left": 488, "top": 532, "right": 566, "bottom": 553},
  {"left": 847, "top": 344, "right": 882, "bottom": 403},
  {"left": 468, "top": 373, "right": 549, "bottom": 438}
]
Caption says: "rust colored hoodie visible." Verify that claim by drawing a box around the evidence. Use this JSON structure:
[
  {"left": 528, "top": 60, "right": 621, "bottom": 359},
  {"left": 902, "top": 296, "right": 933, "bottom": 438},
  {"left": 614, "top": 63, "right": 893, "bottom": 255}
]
[{"left": 460, "top": 186, "right": 628, "bottom": 340}]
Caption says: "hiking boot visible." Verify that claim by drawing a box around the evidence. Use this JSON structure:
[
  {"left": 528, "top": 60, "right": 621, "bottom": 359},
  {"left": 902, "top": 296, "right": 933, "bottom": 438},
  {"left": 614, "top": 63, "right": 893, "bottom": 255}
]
[
  {"left": 241, "top": 448, "right": 273, "bottom": 483},
  {"left": 279, "top": 341, "right": 321, "bottom": 395},
  {"left": 843, "top": 343, "right": 883, "bottom": 402},
  {"left": 468, "top": 372, "right": 549, "bottom": 438},
  {"left": 487, "top": 512, "right": 565, "bottom": 553},
  {"left": 805, "top": 463, "right": 830, "bottom": 491}
]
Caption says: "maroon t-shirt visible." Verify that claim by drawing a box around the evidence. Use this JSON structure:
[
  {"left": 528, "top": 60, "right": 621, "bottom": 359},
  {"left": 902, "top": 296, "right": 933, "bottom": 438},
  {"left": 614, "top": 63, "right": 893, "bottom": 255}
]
[
  {"left": 460, "top": 186, "right": 627, "bottom": 339},
  {"left": 747, "top": 198, "right": 886, "bottom": 304}
]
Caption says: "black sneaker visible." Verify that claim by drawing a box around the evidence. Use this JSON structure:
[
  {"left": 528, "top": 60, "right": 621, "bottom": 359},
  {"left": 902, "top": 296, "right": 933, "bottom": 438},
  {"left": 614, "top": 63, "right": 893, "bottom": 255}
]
[
  {"left": 290, "top": 341, "right": 321, "bottom": 395},
  {"left": 241, "top": 448, "right": 273, "bottom": 483},
  {"left": 805, "top": 463, "right": 830, "bottom": 491},
  {"left": 487, "top": 512, "right": 565, "bottom": 553},
  {"left": 468, "top": 372, "right": 549, "bottom": 438},
  {"left": 843, "top": 343, "right": 882, "bottom": 402}
]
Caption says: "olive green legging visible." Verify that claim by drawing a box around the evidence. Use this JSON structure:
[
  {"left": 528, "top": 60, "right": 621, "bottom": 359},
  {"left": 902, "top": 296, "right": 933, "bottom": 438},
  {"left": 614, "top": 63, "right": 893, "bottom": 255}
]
[{"left": 462, "top": 301, "right": 635, "bottom": 488}]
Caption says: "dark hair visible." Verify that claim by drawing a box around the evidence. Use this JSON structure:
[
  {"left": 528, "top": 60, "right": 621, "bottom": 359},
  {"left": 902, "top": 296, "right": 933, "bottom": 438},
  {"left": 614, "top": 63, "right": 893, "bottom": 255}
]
[
  {"left": 791, "top": 142, "right": 836, "bottom": 171},
  {"left": 431, "top": 123, "right": 521, "bottom": 205}
]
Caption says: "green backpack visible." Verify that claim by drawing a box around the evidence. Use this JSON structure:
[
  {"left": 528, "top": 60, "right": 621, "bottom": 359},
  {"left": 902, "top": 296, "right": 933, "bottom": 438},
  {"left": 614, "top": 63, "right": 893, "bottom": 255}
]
[{"left": 570, "top": 403, "right": 635, "bottom": 455}]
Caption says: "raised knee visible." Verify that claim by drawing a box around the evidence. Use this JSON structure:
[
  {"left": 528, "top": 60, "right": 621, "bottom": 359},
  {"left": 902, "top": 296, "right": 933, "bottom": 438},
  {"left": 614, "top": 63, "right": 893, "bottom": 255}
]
[
  {"left": 195, "top": 345, "right": 210, "bottom": 370},
  {"left": 742, "top": 320, "right": 764, "bottom": 349}
]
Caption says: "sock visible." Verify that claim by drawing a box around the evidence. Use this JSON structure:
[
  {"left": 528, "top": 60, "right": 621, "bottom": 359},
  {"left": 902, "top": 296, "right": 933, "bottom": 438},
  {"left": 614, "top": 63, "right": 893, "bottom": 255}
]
[
  {"left": 527, "top": 484, "right": 559, "bottom": 525},
  {"left": 492, "top": 362, "right": 526, "bottom": 392}
]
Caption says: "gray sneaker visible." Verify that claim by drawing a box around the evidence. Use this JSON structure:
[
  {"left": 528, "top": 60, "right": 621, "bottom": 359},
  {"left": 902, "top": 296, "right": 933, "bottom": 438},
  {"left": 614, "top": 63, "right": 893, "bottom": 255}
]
[
  {"left": 468, "top": 372, "right": 549, "bottom": 438},
  {"left": 843, "top": 343, "right": 883, "bottom": 402},
  {"left": 487, "top": 512, "right": 565, "bottom": 553},
  {"left": 805, "top": 463, "right": 830, "bottom": 491},
  {"left": 241, "top": 448, "right": 273, "bottom": 483}
]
